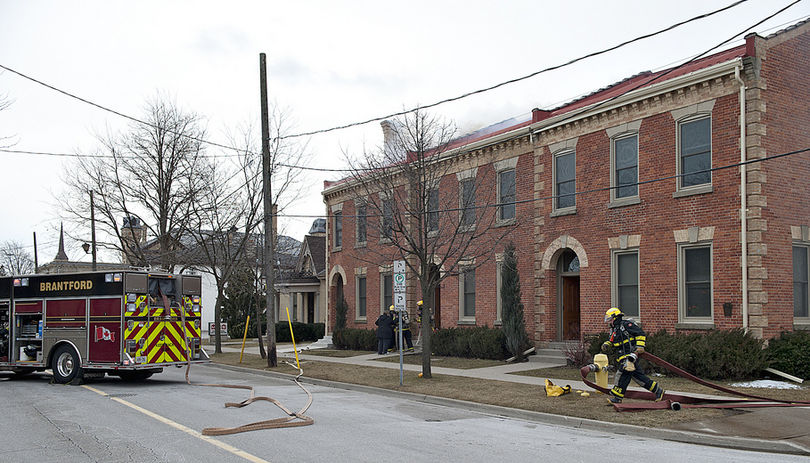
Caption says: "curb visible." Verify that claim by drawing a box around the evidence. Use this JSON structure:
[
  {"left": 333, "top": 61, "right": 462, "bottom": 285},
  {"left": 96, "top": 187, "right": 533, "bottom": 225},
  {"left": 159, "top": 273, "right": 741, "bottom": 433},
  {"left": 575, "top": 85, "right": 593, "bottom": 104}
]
[{"left": 204, "top": 362, "right": 809, "bottom": 456}]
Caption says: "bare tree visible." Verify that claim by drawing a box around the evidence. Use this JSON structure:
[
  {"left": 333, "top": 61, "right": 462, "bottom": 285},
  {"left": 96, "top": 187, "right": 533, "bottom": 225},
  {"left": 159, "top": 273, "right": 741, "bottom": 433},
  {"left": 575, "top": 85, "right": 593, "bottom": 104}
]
[
  {"left": 342, "top": 109, "right": 511, "bottom": 378},
  {"left": 0, "top": 240, "right": 35, "bottom": 275},
  {"left": 183, "top": 125, "right": 264, "bottom": 355},
  {"left": 60, "top": 96, "right": 210, "bottom": 271}
]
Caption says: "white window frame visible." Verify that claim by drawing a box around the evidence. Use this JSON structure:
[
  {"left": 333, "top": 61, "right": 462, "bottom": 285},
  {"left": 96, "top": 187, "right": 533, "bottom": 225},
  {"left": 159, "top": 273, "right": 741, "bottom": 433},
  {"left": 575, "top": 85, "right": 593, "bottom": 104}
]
[
  {"left": 610, "top": 132, "right": 640, "bottom": 206},
  {"left": 427, "top": 187, "right": 440, "bottom": 234},
  {"left": 495, "top": 254, "right": 504, "bottom": 323},
  {"left": 355, "top": 201, "right": 367, "bottom": 247},
  {"left": 677, "top": 242, "right": 713, "bottom": 324},
  {"left": 380, "top": 197, "right": 394, "bottom": 243},
  {"left": 459, "top": 178, "right": 476, "bottom": 231},
  {"left": 458, "top": 266, "right": 476, "bottom": 322},
  {"left": 672, "top": 101, "right": 714, "bottom": 198},
  {"left": 333, "top": 210, "right": 343, "bottom": 250},
  {"left": 794, "top": 244, "right": 810, "bottom": 323},
  {"left": 355, "top": 269, "right": 368, "bottom": 322},
  {"left": 493, "top": 157, "right": 518, "bottom": 225},
  {"left": 611, "top": 249, "right": 640, "bottom": 319},
  {"left": 380, "top": 272, "right": 393, "bottom": 313},
  {"left": 551, "top": 149, "right": 576, "bottom": 215}
]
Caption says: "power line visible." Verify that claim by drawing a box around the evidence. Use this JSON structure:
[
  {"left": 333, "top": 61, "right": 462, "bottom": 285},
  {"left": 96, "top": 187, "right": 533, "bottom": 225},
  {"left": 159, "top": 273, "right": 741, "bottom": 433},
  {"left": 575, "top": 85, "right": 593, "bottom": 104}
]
[
  {"left": 274, "top": 145, "right": 810, "bottom": 219},
  {"left": 0, "top": 0, "right": 753, "bottom": 158},
  {"left": 280, "top": 0, "right": 753, "bottom": 139}
]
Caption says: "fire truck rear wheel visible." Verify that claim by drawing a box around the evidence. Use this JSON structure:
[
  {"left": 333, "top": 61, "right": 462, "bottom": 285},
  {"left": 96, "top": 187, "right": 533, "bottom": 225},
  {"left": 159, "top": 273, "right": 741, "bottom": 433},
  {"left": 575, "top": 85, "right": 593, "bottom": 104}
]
[{"left": 51, "top": 344, "right": 83, "bottom": 384}]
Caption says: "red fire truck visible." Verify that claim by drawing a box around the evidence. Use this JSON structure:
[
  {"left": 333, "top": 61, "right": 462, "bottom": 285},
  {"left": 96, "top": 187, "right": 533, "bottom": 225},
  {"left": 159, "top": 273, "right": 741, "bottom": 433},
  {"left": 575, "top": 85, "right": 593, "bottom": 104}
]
[{"left": 0, "top": 270, "right": 209, "bottom": 383}]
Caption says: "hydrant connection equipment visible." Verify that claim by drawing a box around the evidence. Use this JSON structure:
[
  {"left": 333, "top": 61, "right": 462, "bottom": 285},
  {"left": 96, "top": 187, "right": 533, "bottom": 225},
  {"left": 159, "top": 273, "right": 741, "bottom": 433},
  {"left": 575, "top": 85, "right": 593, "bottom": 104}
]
[{"left": 594, "top": 353, "right": 609, "bottom": 389}]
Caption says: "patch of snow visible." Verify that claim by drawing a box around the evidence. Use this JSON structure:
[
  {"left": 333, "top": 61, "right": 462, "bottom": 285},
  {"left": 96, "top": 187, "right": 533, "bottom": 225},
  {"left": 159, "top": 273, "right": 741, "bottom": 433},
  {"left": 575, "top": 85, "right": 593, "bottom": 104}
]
[{"left": 729, "top": 379, "right": 803, "bottom": 389}]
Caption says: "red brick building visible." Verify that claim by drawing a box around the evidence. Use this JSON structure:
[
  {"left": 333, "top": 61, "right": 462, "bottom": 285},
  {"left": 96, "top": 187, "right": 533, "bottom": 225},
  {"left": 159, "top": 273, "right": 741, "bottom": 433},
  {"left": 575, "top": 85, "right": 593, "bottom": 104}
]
[{"left": 322, "top": 21, "right": 810, "bottom": 344}]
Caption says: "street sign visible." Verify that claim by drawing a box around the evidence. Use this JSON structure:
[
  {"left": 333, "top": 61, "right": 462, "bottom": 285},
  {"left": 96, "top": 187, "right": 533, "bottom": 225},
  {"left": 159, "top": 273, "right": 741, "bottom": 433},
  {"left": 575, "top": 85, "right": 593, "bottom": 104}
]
[
  {"left": 393, "top": 260, "right": 405, "bottom": 274},
  {"left": 393, "top": 272, "right": 406, "bottom": 292},
  {"left": 394, "top": 293, "right": 406, "bottom": 311}
]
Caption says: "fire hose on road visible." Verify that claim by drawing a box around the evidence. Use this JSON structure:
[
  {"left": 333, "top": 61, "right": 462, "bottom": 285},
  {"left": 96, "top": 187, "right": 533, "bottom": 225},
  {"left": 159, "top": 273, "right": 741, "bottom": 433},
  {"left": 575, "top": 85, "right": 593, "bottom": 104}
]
[
  {"left": 181, "top": 303, "right": 314, "bottom": 435},
  {"left": 580, "top": 352, "right": 810, "bottom": 412}
]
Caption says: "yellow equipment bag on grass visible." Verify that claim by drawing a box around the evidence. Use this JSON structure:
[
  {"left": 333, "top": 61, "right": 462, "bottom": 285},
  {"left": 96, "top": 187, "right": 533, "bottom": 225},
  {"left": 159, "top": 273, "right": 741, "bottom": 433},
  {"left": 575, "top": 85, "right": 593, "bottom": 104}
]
[{"left": 545, "top": 379, "right": 572, "bottom": 397}]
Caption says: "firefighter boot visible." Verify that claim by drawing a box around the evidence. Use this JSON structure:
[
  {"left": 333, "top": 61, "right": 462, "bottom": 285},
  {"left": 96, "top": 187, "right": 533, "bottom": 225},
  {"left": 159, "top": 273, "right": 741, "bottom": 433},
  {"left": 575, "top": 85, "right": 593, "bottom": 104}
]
[
  {"left": 653, "top": 384, "right": 665, "bottom": 402},
  {"left": 607, "top": 394, "right": 622, "bottom": 404}
]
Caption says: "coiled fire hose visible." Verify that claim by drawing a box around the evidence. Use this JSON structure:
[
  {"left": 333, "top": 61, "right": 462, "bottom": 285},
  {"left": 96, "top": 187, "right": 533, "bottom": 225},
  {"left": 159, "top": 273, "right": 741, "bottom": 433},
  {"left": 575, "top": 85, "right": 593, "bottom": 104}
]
[
  {"left": 580, "top": 352, "right": 810, "bottom": 412},
  {"left": 180, "top": 302, "right": 313, "bottom": 435}
]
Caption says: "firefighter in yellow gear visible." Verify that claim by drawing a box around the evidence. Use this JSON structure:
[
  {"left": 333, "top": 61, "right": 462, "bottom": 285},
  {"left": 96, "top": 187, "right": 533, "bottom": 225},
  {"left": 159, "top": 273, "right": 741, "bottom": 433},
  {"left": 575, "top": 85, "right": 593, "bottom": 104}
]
[
  {"left": 602, "top": 307, "right": 665, "bottom": 404},
  {"left": 392, "top": 306, "right": 414, "bottom": 352}
]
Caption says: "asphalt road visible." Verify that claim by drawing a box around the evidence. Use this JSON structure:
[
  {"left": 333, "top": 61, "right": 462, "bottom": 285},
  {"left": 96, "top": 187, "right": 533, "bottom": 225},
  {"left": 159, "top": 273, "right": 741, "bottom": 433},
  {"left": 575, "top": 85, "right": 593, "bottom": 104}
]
[{"left": 0, "top": 365, "right": 804, "bottom": 463}]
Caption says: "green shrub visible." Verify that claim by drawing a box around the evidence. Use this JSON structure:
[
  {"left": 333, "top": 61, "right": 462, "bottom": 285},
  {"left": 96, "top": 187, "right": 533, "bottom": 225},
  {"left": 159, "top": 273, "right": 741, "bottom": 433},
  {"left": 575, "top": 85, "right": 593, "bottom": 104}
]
[
  {"left": 430, "top": 326, "right": 508, "bottom": 360},
  {"left": 333, "top": 328, "right": 376, "bottom": 351},
  {"left": 275, "top": 322, "right": 325, "bottom": 342},
  {"left": 587, "top": 328, "right": 767, "bottom": 380},
  {"left": 765, "top": 331, "right": 810, "bottom": 380}
]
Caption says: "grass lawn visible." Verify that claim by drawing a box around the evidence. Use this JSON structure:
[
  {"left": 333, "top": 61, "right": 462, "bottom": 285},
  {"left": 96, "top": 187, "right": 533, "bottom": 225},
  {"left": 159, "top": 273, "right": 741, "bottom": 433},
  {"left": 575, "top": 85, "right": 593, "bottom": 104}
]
[
  {"left": 369, "top": 353, "right": 503, "bottom": 369},
  {"left": 207, "top": 352, "right": 785, "bottom": 428},
  {"left": 513, "top": 366, "right": 810, "bottom": 402}
]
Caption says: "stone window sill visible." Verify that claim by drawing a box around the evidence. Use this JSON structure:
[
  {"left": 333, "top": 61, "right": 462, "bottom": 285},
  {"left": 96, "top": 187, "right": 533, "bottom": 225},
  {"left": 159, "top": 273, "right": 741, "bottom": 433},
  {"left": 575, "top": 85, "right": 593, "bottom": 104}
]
[
  {"left": 457, "top": 319, "right": 476, "bottom": 325},
  {"left": 673, "top": 184, "right": 713, "bottom": 198},
  {"left": 608, "top": 197, "right": 641, "bottom": 209},
  {"left": 550, "top": 207, "right": 576, "bottom": 218},
  {"left": 675, "top": 322, "right": 715, "bottom": 330},
  {"left": 794, "top": 323, "right": 810, "bottom": 331}
]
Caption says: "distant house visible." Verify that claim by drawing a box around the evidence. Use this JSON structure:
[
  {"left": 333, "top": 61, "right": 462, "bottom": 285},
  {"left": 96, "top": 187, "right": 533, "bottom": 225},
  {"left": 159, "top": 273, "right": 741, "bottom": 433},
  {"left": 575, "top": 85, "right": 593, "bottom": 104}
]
[
  {"left": 276, "top": 219, "right": 327, "bottom": 325},
  {"left": 119, "top": 218, "right": 301, "bottom": 337}
]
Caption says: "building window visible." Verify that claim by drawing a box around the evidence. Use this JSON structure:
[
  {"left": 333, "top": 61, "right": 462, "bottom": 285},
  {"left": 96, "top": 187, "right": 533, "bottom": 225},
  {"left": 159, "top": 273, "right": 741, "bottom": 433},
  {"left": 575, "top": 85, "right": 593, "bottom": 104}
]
[
  {"left": 613, "top": 251, "right": 639, "bottom": 318},
  {"left": 460, "top": 179, "right": 475, "bottom": 227},
  {"left": 292, "top": 292, "right": 298, "bottom": 321},
  {"left": 460, "top": 268, "right": 476, "bottom": 319},
  {"left": 794, "top": 246, "right": 809, "bottom": 319},
  {"left": 497, "top": 169, "right": 516, "bottom": 221},
  {"left": 613, "top": 134, "right": 638, "bottom": 199},
  {"left": 554, "top": 151, "right": 576, "bottom": 210},
  {"left": 496, "top": 260, "right": 503, "bottom": 323},
  {"left": 427, "top": 188, "right": 439, "bottom": 232},
  {"left": 382, "top": 274, "right": 393, "bottom": 311},
  {"left": 382, "top": 198, "right": 394, "bottom": 239},
  {"left": 357, "top": 276, "right": 367, "bottom": 319},
  {"left": 334, "top": 211, "right": 342, "bottom": 249},
  {"left": 679, "top": 116, "right": 711, "bottom": 188},
  {"left": 679, "top": 244, "right": 712, "bottom": 321},
  {"left": 356, "top": 203, "right": 367, "bottom": 245}
]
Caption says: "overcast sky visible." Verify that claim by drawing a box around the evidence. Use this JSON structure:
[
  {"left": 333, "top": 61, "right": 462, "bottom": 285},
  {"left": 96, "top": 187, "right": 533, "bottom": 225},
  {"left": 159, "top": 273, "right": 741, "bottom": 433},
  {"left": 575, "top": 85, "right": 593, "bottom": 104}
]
[{"left": 1, "top": 0, "right": 808, "bottom": 266}]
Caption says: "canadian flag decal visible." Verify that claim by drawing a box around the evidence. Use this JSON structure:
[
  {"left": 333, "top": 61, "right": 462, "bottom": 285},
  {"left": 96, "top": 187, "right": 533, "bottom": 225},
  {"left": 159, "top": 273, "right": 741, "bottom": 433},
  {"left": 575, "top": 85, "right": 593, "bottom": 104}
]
[{"left": 95, "top": 326, "right": 115, "bottom": 342}]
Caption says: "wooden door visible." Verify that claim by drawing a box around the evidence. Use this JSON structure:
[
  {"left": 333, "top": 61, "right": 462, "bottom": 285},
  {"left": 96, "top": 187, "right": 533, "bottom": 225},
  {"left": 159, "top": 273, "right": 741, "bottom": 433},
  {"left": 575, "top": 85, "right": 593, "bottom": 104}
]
[{"left": 562, "top": 276, "right": 580, "bottom": 340}]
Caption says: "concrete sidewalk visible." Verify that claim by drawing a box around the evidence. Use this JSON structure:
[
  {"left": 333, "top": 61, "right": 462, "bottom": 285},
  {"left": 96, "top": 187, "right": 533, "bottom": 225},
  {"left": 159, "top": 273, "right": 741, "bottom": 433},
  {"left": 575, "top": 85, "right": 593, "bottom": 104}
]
[{"left": 215, "top": 342, "right": 810, "bottom": 456}]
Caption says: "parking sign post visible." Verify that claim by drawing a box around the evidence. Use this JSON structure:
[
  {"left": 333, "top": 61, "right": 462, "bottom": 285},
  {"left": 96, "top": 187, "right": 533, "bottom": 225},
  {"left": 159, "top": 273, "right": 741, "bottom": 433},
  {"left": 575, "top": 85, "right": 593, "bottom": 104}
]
[{"left": 393, "top": 260, "right": 406, "bottom": 385}]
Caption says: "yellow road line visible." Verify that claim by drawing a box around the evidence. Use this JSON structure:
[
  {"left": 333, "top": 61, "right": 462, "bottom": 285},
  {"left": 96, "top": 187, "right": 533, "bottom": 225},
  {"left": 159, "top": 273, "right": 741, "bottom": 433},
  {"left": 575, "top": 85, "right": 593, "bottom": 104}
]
[{"left": 82, "top": 385, "right": 270, "bottom": 463}]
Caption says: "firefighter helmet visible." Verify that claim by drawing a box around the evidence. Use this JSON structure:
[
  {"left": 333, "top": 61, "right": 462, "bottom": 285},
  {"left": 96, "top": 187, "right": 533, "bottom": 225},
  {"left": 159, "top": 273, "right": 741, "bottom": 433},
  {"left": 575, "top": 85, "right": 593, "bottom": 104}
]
[
  {"left": 389, "top": 305, "right": 395, "bottom": 311},
  {"left": 604, "top": 307, "right": 623, "bottom": 323},
  {"left": 417, "top": 300, "right": 423, "bottom": 306}
]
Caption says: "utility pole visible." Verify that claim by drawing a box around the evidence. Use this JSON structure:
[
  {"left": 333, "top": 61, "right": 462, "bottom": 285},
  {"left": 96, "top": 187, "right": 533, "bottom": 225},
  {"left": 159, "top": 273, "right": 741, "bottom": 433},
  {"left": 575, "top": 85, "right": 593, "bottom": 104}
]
[
  {"left": 32, "top": 232, "right": 38, "bottom": 273},
  {"left": 260, "top": 52, "right": 277, "bottom": 367},
  {"left": 90, "top": 190, "right": 97, "bottom": 271}
]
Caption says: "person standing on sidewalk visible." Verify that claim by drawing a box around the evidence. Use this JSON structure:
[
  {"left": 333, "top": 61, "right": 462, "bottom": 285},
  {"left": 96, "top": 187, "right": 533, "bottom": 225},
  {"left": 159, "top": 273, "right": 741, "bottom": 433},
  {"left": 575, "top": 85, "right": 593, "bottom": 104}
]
[
  {"left": 375, "top": 309, "right": 394, "bottom": 355},
  {"left": 602, "top": 307, "right": 665, "bottom": 404}
]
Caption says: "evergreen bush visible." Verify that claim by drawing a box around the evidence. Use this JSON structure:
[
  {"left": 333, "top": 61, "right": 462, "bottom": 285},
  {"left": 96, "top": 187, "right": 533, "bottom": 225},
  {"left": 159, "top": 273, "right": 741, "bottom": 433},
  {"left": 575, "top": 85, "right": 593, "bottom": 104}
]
[
  {"left": 431, "top": 326, "right": 508, "bottom": 360},
  {"left": 765, "top": 331, "right": 810, "bottom": 380},
  {"left": 500, "top": 242, "right": 531, "bottom": 360},
  {"left": 332, "top": 328, "right": 376, "bottom": 351},
  {"left": 587, "top": 328, "right": 767, "bottom": 380}
]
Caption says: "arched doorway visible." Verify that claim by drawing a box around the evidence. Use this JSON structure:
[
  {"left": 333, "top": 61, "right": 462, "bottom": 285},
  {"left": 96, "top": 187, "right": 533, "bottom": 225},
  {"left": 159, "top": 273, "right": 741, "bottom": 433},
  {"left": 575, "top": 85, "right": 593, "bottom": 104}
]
[{"left": 557, "top": 249, "right": 580, "bottom": 340}]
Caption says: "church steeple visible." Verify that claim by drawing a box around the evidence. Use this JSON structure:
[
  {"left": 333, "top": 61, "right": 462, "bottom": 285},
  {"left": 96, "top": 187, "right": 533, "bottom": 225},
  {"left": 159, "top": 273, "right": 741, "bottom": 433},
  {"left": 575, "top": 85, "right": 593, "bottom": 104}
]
[{"left": 54, "top": 223, "right": 69, "bottom": 261}]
